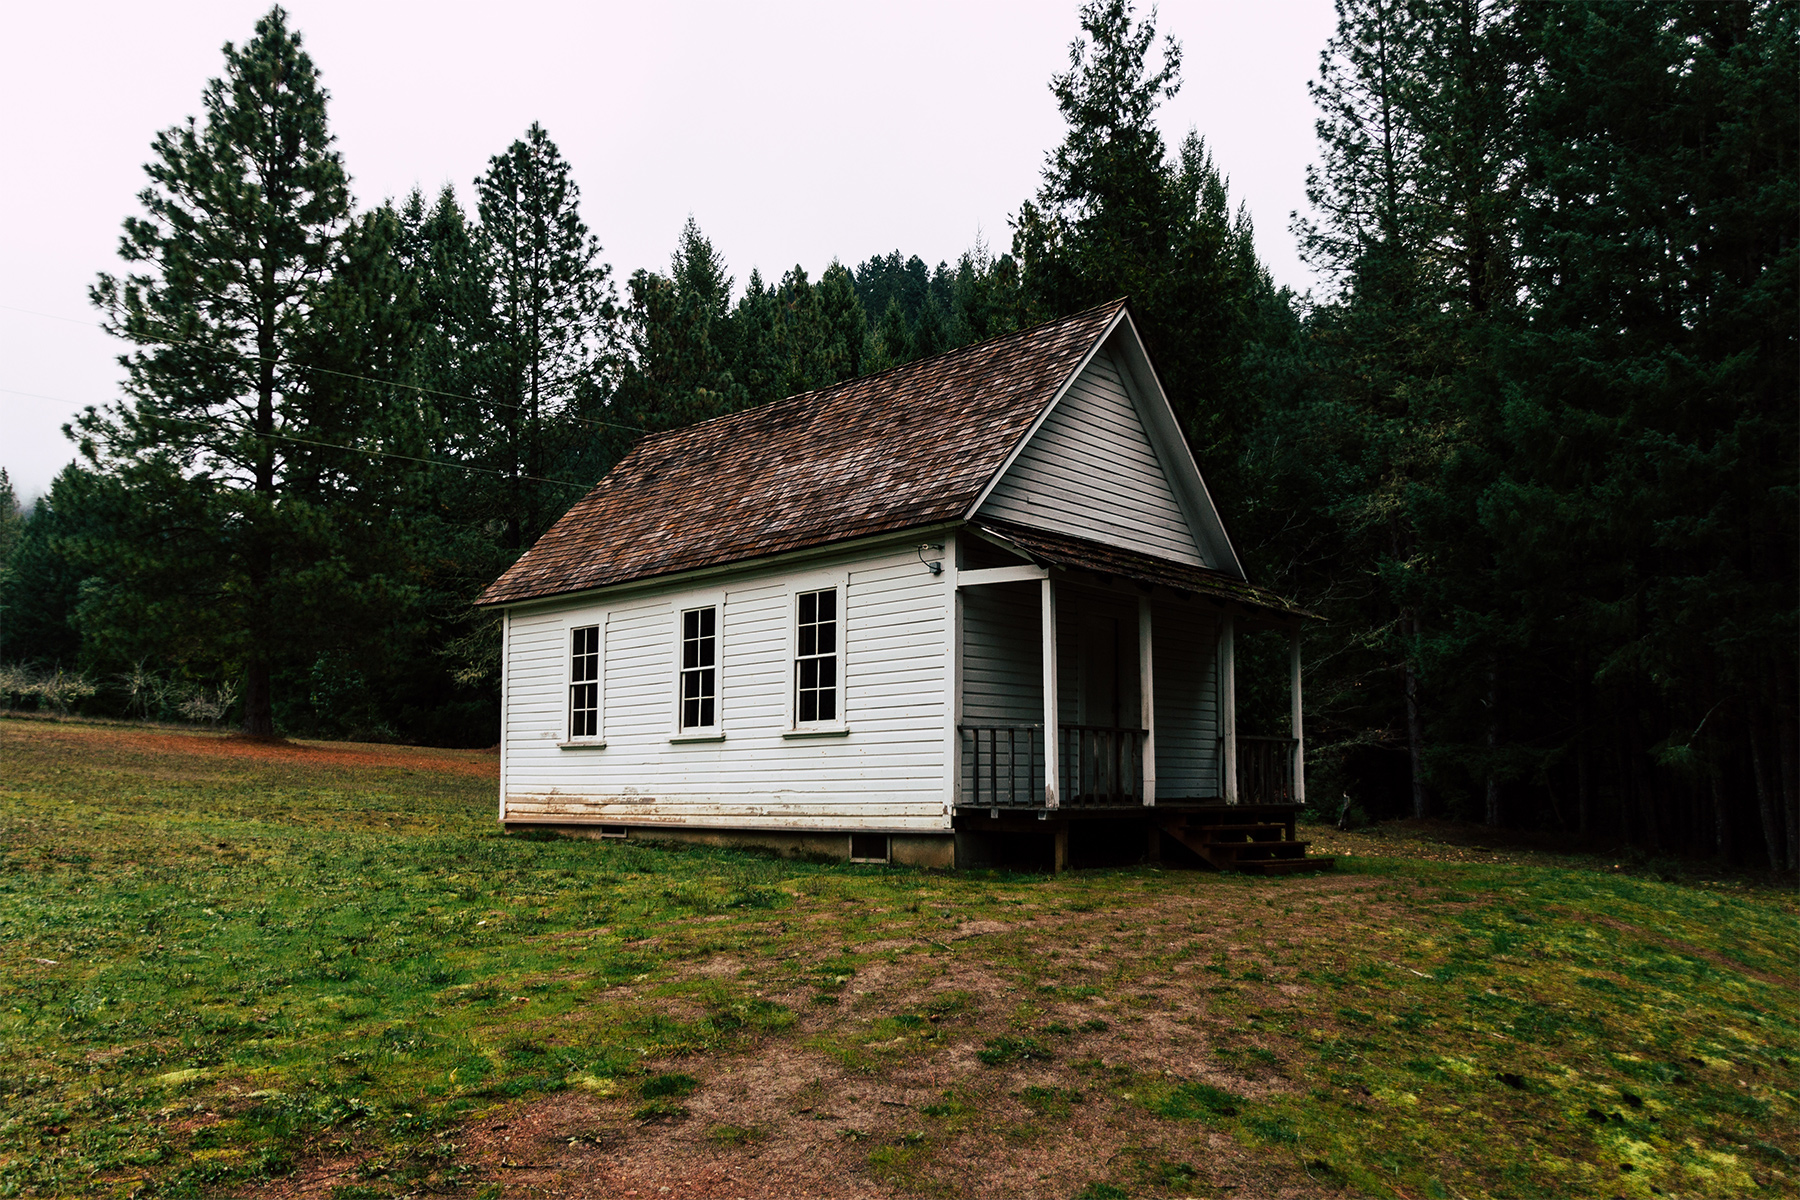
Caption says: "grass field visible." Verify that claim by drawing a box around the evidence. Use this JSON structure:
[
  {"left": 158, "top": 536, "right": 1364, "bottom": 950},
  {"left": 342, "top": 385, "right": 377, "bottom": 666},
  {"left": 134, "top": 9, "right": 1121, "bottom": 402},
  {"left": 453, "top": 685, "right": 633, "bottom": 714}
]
[{"left": 1, "top": 717, "right": 1795, "bottom": 1199}]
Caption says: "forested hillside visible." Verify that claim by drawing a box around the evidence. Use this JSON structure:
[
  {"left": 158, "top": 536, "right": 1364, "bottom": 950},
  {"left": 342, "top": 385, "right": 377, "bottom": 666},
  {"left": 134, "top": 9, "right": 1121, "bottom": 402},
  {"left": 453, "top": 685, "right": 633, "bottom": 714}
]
[{"left": 1, "top": 0, "right": 1792, "bottom": 869}]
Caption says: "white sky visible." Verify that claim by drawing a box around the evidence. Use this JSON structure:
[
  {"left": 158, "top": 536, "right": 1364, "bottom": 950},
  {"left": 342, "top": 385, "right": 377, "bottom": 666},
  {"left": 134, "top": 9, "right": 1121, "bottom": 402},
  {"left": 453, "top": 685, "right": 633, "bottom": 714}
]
[{"left": 0, "top": 0, "right": 1336, "bottom": 504}]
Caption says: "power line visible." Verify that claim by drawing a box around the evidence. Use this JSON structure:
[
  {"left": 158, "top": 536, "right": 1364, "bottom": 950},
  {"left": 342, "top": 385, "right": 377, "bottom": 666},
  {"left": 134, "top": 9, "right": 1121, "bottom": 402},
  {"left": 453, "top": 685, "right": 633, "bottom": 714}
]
[
  {"left": 0, "top": 386, "right": 595, "bottom": 492},
  {"left": 0, "top": 301, "right": 650, "bottom": 435}
]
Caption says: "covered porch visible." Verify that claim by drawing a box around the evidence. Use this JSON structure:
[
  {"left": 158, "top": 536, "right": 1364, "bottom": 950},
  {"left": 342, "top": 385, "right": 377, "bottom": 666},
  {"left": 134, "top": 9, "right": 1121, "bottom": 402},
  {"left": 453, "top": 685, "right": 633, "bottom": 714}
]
[{"left": 950, "top": 523, "right": 1327, "bottom": 872}]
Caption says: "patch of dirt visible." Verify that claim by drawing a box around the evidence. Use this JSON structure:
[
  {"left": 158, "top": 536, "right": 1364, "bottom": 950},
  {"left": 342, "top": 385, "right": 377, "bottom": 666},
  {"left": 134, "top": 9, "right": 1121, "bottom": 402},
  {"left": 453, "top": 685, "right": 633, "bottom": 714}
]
[
  {"left": 9, "top": 720, "right": 498, "bottom": 779},
  {"left": 255, "top": 879, "right": 1381, "bottom": 1200}
]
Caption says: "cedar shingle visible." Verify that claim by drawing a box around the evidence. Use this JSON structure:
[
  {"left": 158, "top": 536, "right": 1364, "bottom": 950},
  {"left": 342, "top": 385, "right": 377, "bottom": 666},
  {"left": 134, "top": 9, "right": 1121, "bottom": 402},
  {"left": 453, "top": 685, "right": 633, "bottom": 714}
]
[{"left": 478, "top": 301, "right": 1126, "bottom": 606}]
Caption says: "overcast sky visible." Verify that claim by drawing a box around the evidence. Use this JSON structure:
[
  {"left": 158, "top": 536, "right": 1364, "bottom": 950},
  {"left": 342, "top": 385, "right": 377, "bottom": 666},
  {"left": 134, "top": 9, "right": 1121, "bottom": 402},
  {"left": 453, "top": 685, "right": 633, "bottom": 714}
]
[{"left": 0, "top": 0, "right": 1337, "bottom": 503}]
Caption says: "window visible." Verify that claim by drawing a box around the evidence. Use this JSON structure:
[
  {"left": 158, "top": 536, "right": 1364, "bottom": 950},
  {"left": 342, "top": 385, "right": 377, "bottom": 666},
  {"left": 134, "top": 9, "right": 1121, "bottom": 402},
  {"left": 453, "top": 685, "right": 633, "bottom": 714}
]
[
  {"left": 795, "top": 588, "right": 838, "bottom": 724},
  {"left": 569, "top": 624, "right": 600, "bottom": 739},
  {"left": 679, "top": 605, "right": 717, "bottom": 729}
]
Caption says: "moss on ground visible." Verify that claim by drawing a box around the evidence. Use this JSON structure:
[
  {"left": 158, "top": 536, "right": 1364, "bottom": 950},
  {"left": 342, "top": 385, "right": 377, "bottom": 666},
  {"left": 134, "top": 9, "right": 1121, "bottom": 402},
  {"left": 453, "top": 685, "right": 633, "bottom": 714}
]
[{"left": 0, "top": 717, "right": 1794, "bottom": 1198}]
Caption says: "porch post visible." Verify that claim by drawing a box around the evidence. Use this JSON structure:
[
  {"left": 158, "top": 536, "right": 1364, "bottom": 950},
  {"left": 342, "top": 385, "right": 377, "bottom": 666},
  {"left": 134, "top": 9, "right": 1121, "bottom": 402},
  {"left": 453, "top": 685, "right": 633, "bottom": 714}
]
[
  {"left": 1290, "top": 626, "right": 1306, "bottom": 805},
  {"left": 1042, "top": 576, "right": 1059, "bottom": 808},
  {"left": 1138, "top": 594, "right": 1156, "bottom": 805},
  {"left": 1220, "top": 612, "right": 1238, "bottom": 804}
]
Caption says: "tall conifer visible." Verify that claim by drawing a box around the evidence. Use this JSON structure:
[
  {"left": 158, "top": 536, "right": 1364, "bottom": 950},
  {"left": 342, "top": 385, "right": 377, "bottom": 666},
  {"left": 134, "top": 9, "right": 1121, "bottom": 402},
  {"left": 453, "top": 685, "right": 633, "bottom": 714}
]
[{"left": 84, "top": 6, "right": 351, "bottom": 735}]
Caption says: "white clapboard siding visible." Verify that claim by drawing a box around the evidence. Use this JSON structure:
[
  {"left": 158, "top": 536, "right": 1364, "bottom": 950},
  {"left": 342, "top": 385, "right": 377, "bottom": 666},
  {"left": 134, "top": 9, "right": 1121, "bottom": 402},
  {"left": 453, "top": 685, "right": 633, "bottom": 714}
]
[
  {"left": 1151, "top": 596, "right": 1220, "bottom": 799},
  {"left": 501, "top": 542, "right": 950, "bottom": 831},
  {"left": 978, "top": 349, "right": 1205, "bottom": 567}
]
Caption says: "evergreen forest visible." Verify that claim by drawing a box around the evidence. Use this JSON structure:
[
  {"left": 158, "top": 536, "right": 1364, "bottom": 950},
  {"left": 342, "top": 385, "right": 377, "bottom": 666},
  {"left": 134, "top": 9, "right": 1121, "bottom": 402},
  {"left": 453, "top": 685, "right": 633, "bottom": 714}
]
[{"left": 1, "top": 0, "right": 1793, "bottom": 871}]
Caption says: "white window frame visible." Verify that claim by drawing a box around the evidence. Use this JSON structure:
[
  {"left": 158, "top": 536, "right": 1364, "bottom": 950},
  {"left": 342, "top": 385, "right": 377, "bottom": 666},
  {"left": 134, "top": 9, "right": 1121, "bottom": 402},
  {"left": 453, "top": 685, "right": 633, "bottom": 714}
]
[
  {"left": 671, "top": 590, "right": 726, "bottom": 741},
  {"left": 561, "top": 613, "right": 606, "bottom": 748},
  {"left": 784, "top": 570, "right": 850, "bottom": 738}
]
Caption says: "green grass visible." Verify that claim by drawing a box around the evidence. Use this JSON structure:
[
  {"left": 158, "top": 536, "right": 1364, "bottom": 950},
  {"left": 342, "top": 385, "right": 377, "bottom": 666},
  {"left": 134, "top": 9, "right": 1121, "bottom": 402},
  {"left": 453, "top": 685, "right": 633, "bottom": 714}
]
[{"left": 2, "top": 717, "right": 1797, "bottom": 1198}]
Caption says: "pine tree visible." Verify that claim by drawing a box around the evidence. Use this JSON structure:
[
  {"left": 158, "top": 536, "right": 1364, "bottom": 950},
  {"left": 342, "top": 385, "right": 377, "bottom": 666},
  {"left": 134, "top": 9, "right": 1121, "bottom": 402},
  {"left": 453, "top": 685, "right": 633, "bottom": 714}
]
[
  {"left": 618, "top": 218, "right": 744, "bottom": 430},
  {"left": 82, "top": 6, "right": 351, "bottom": 736},
  {"left": 474, "top": 122, "right": 616, "bottom": 550},
  {"left": 1506, "top": 0, "right": 1798, "bottom": 865},
  {"left": 1013, "top": 0, "right": 1285, "bottom": 501}
]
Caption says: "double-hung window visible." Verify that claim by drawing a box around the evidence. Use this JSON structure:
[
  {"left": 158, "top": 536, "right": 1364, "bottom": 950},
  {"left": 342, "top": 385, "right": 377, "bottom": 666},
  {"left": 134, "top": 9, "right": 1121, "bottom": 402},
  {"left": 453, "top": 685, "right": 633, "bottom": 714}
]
[
  {"left": 794, "top": 588, "right": 838, "bottom": 724},
  {"left": 679, "top": 605, "right": 717, "bottom": 730},
  {"left": 568, "top": 624, "right": 601, "bottom": 740}
]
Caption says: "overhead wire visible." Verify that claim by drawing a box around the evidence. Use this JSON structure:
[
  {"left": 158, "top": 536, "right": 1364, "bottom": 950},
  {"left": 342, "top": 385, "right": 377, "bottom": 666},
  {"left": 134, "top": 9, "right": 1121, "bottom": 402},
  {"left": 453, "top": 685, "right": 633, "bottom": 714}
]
[
  {"left": 0, "top": 385, "right": 597, "bottom": 492},
  {"left": 0, "top": 301, "right": 651, "bottom": 435}
]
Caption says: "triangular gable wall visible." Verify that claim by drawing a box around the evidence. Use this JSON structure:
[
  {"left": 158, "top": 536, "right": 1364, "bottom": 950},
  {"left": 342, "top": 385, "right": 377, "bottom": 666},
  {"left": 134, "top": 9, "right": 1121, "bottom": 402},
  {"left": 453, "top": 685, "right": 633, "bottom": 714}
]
[{"left": 972, "top": 311, "right": 1244, "bottom": 577}]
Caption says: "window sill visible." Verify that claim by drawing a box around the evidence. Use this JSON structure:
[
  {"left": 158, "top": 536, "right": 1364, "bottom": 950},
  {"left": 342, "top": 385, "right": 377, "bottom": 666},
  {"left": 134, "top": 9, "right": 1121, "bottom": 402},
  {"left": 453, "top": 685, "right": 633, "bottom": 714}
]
[
  {"left": 557, "top": 740, "right": 607, "bottom": 750},
  {"left": 669, "top": 731, "right": 726, "bottom": 744},
  {"left": 782, "top": 726, "right": 851, "bottom": 740}
]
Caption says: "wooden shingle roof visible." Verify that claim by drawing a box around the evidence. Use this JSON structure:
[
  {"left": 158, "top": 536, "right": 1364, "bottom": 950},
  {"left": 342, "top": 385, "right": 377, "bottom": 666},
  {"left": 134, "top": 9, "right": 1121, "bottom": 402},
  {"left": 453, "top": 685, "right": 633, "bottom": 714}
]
[{"left": 478, "top": 300, "right": 1127, "bottom": 606}]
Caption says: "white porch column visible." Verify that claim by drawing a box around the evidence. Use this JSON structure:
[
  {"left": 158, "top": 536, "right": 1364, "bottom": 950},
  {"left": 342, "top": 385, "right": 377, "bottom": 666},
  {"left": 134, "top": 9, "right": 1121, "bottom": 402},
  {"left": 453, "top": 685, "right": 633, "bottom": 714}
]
[
  {"left": 1138, "top": 594, "right": 1156, "bottom": 806},
  {"left": 1042, "top": 576, "right": 1059, "bottom": 808},
  {"left": 1220, "top": 612, "right": 1238, "bottom": 804},
  {"left": 1290, "top": 626, "right": 1306, "bottom": 805}
]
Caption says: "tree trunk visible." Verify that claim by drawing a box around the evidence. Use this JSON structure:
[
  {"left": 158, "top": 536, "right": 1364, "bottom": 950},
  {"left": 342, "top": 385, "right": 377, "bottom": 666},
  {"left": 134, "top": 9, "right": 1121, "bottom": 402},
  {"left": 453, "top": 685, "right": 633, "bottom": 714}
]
[
  {"left": 243, "top": 293, "right": 278, "bottom": 738},
  {"left": 1749, "top": 713, "right": 1783, "bottom": 872},
  {"left": 1404, "top": 614, "right": 1428, "bottom": 819},
  {"left": 1777, "top": 668, "right": 1798, "bottom": 874},
  {"left": 1709, "top": 762, "right": 1731, "bottom": 863},
  {"left": 243, "top": 658, "right": 274, "bottom": 738},
  {"left": 1484, "top": 656, "right": 1502, "bottom": 827},
  {"left": 1575, "top": 692, "right": 1592, "bottom": 837},
  {"left": 1577, "top": 743, "right": 1592, "bottom": 838}
]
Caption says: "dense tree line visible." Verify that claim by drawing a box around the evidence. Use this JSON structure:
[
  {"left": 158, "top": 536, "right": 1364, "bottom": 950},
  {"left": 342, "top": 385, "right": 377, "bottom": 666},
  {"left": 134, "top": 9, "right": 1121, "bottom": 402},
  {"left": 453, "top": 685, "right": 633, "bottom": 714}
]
[{"left": 1, "top": 1, "right": 1791, "bottom": 868}]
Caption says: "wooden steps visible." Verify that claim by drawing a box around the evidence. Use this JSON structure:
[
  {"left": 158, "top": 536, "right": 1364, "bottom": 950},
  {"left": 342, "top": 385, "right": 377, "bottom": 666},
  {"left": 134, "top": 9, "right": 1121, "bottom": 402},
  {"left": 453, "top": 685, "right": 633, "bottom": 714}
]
[{"left": 1156, "top": 814, "right": 1335, "bottom": 876}]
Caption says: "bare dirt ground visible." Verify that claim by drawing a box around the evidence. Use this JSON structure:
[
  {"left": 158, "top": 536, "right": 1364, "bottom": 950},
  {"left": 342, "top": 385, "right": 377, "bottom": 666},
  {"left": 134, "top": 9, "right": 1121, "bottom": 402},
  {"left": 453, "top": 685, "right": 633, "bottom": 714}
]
[
  {"left": 257, "top": 873, "right": 1417, "bottom": 1200},
  {"left": 5, "top": 716, "right": 499, "bottom": 778}
]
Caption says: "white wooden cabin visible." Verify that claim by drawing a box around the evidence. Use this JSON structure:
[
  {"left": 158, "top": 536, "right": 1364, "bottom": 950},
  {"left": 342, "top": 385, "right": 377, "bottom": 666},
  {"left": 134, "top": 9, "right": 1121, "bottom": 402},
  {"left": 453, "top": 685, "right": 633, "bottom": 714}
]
[{"left": 478, "top": 300, "right": 1324, "bottom": 872}]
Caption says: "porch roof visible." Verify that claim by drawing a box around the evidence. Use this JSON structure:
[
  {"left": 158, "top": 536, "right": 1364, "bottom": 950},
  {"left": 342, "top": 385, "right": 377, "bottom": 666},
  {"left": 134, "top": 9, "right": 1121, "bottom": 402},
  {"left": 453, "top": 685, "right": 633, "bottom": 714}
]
[{"left": 968, "top": 519, "right": 1318, "bottom": 622}]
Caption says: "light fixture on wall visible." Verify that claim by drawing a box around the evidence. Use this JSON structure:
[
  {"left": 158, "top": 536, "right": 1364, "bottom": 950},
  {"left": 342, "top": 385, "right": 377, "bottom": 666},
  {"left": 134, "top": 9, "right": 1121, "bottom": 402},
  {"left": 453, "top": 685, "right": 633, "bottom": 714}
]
[{"left": 917, "top": 543, "right": 944, "bottom": 575}]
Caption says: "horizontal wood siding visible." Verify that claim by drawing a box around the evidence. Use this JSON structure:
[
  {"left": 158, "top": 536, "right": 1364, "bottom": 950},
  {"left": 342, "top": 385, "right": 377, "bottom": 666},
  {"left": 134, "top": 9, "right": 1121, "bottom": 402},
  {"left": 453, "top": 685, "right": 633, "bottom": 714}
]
[
  {"left": 979, "top": 349, "right": 1205, "bottom": 567},
  {"left": 502, "top": 544, "right": 949, "bottom": 830},
  {"left": 959, "top": 579, "right": 1044, "bottom": 800},
  {"left": 1152, "top": 597, "right": 1219, "bottom": 798}
]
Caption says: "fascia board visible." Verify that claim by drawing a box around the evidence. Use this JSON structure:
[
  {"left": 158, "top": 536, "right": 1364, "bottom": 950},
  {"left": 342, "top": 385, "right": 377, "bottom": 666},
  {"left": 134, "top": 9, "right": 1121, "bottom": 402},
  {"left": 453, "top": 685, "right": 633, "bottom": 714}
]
[
  {"left": 1108, "top": 309, "right": 1248, "bottom": 580},
  {"left": 961, "top": 303, "right": 1131, "bottom": 520},
  {"left": 493, "top": 520, "right": 962, "bottom": 617}
]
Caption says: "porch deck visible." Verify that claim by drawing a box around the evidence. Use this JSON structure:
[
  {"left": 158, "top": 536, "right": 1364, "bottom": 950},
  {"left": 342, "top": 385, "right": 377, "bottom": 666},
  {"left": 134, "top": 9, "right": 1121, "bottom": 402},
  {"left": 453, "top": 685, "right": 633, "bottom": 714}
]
[{"left": 951, "top": 800, "right": 1335, "bottom": 875}]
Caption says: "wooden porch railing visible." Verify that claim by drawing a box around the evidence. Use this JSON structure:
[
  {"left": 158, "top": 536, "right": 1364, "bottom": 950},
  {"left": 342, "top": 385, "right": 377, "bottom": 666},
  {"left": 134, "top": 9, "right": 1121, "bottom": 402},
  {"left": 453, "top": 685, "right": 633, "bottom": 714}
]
[
  {"left": 960, "top": 724, "right": 1147, "bottom": 807},
  {"left": 1236, "top": 735, "right": 1299, "bottom": 804},
  {"left": 961, "top": 724, "right": 1044, "bottom": 807},
  {"left": 1060, "top": 724, "right": 1145, "bottom": 806}
]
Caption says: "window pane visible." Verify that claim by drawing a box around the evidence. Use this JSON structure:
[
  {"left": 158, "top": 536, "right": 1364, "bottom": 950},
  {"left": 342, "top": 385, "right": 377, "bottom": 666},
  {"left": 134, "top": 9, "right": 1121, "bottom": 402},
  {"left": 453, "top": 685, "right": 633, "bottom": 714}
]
[
  {"left": 799, "top": 592, "right": 816, "bottom": 624},
  {"left": 699, "top": 696, "right": 714, "bottom": 727},
  {"left": 799, "top": 625, "right": 816, "bottom": 656},
  {"left": 699, "top": 607, "right": 714, "bottom": 638},
  {"left": 683, "top": 609, "right": 698, "bottom": 640},
  {"left": 818, "top": 689, "right": 836, "bottom": 721},
  {"left": 816, "top": 622, "right": 835, "bottom": 655},
  {"left": 698, "top": 638, "right": 714, "bottom": 668},
  {"left": 799, "top": 690, "right": 817, "bottom": 723},
  {"left": 818, "top": 657, "right": 836, "bottom": 689},
  {"left": 818, "top": 590, "right": 836, "bottom": 621},
  {"left": 799, "top": 658, "right": 818, "bottom": 690}
]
